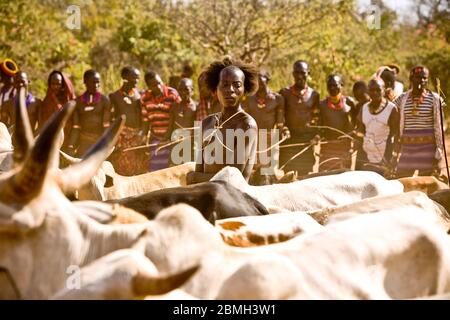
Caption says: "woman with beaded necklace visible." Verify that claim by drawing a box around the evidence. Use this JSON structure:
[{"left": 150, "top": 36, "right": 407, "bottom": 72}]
[{"left": 187, "top": 58, "right": 259, "bottom": 185}]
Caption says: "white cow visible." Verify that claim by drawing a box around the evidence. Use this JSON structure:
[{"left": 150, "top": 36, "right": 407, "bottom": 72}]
[
  {"left": 0, "top": 99, "right": 197, "bottom": 299},
  {"left": 3, "top": 89, "right": 450, "bottom": 300},
  {"left": 74, "top": 160, "right": 196, "bottom": 201},
  {"left": 214, "top": 190, "right": 449, "bottom": 248},
  {"left": 211, "top": 166, "right": 405, "bottom": 212},
  {"left": 51, "top": 249, "right": 198, "bottom": 300},
  {"left": 115, "top": 189, "right": 447, "bottom": 299},
  {"left": 216, "top": 210, "right": 450, "bottom": 299},
  {"left": 123, "top": 195, "right": 450, "bottom": 300}
]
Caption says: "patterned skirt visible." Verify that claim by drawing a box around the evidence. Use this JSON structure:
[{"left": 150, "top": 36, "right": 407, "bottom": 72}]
[
  {"left": 149, "top": 137, "right": 171, "bottom": 172},
  {"left": 396, "top": 129, "right": 436, "bottom": 176},
  {"left": 110, "top": 126, "right": 148, "bottom": 176}
]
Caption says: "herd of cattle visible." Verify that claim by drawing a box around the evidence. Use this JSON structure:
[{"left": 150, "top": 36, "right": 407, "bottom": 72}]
[{"left": 1, "top": 88, "right": 450, "bottom": 300}]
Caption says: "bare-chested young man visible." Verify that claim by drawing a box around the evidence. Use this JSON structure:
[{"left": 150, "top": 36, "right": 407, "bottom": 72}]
[
  {"left": 243, "top": 69, "right": 286, "bottom": 184},
  {"left": 167, "top": 78, "right": 197, "bottom": 163},
  {"left": 67, "top": 70, "right": 111, "bottom": 157},
  {"left": 109, "top": 66, "right": 147, "bottom": 175},
  {"left": 187, "top": 59, "right": 259, "bottom": 184},
  {"left": 168, "top": 78, "right": 197, "bottom": 134},
  {"left": 318, "top": 74, "right": 356, "bottom": 172},
  {"left": 279, "top": 60, "right": 320, "bottom": 175}
]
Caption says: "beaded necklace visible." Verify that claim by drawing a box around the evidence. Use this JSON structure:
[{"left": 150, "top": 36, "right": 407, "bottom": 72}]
[
  {"left": 119, "top": 87, "right": 136, "bottom": 104},
  {"left": 290, "top": 85, "right": 310, "bottom": 104},
  {"left": 326, "top": 94, "right": 345, "bottom": 111},
  {"left": 256, "top": 90, "right": 276, "bottom": 108}
]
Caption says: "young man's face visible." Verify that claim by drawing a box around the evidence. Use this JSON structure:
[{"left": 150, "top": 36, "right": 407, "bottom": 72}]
[
  {"left": 217, "top": 67, "right": 245, "bottom": 109},
  {"left": 411, "top": 69, "right": 429, "bottom": 92},
  {"left": 178, "top": 79, "right": 194, "bottom": 100},
  {"left": 124, "top": 69, "right": 140, "bottom": 88},
  {"left": 368, "top": 80, "right": 384, "bottom": 105},
  {"left": 380, "top": 70, "right": 395, "bottom": 90},
  {"left": 327, "top": 76, "right": 342, "bottom": 97},
  {"left": 146, "top": 75, "right": 163, "bottom": 94},
  {"left": 293, "top": 62, "right": 309, "bottom": 88},
  {"left": 13, "top": 72, "right": 29, "bottom": 89},
  {"left": 353, "top": 86, "right": 369, "bottom": 103},
  {"left": 258, "top": 73, "right": 269, "bottom": 91},
  {"left": 84, "top": 73, "right": 101, "bottom": 94}
]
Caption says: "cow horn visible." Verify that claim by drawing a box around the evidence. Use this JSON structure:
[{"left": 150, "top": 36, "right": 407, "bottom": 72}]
[
  {"left": 11, "top": 87, "right": 34, "bottom": 165},
  {"left": 59, "top": 150, "right": 81, "bottom": 168},
  {"left": 58, "top": 115, "right": 125, "bottom": 194},
  {"left": 0, "top": 101, "right": 76, "bottom": 203},
  {"left": 133, "top": 265, "right": 199, "bottom": 296}
]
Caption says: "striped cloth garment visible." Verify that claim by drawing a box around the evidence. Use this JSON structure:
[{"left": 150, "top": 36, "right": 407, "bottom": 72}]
[
  {"left": 141, "top": 85, "right": 181, "bottom": 171},
  {"left": 394, "top": 90, "right": 446, "bottom": 175}
]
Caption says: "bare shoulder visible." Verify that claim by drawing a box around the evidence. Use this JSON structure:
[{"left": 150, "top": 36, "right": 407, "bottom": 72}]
[
  {"left": 241, "top": 111, "right": 258, "bottom": 130},
  {"left": 201, "top": 113, "right": 220, "bottom": 131}
]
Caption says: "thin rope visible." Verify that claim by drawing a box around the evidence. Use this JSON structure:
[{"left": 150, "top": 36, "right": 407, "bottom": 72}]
[{"left": 279, "top": 143, "right": 313, "bottom": 171}]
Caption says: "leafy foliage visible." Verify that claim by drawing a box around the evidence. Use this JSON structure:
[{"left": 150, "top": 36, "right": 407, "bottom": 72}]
[{"left": 0, "top": 0, "right": 448, "bottom": 105}]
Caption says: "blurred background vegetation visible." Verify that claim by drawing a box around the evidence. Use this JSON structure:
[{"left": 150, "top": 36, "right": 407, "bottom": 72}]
[{"left": 0, "top": 0, "right": 448, "bottom": 107}]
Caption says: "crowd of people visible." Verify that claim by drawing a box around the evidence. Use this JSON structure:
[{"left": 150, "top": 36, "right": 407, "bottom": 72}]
[{"left": 0, "top": 57, "right": 447, "bottom": 184}]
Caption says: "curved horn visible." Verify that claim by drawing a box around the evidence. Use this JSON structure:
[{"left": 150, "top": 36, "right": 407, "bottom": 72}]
[
  {"left": 59, "top": 150, "right": 81, "bottom": 168},
  {"left": 0, "top": 101, "right": 76, "bottom": 204},
  {"left": 58, "top": 115, "right": 125, "bottom": 193},
  {"left": 11, "top": 87, "right": 34, "bottom": 165},
  {"left": 133, "top": 265, "right": 199, "bottom": 296}
]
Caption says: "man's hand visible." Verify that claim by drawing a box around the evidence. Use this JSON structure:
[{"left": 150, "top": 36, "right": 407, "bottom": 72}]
[
  {"left": 310, "top": 134, "right": 321, "bottom": 145},
  {"left": 137, "top": 130, "right": 147, "bottom": 144},
  {"left": 384, "top": 156, "right": 398, "bottom": 179},
  {"left": 282, "top": 128, "right": 291, "bottom": 140},
  {"left": 432, "top": 157, "right": 445, "bottom": 177}
]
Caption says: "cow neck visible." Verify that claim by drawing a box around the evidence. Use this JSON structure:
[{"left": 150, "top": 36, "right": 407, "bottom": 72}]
[{"left": 77, "top": 213, "right": 149, "bottom": 266}]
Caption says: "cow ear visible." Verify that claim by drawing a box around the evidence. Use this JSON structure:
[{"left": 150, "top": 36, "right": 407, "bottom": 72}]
[
  {"left": 0, "top": 202, "right": 46, "bottom": 234},
  {"left": 0, "top": 101, "right": 76, "bottom": 204},
  {"left": 57, "top": 115, "right": 125, "bottom": 193},
  {"left": 11, "top": 87, "right": 34, "bottom": 166}
]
